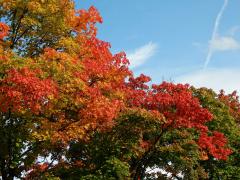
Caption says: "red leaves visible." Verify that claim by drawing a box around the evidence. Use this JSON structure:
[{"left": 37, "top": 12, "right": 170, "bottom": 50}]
[
  {"left": 26, "top": 163, "right": 49, "bottom": 179},
  {"left": 198, "top": 131, "right": 232, "bottom": 160},
  {"left": 0, "top": 22, "right": 9, "bottom": 40},
  {"left": 0, "top": 68, "right": 57, "bottom": 114},
  {"left": 149, "top": 82, "right": 213, "bottom": 131},
  {"left": 126, "top": 74, "right": 151, "bottom": 107},
  {"left": 127, "top": 81, "right": 213, "bottom": 130},
  {"left": 0, "top": 6, "right": 232, "bottom": 164},
  {"left": 126, "top": 80, "right": 232, "bottom": 160},
  {"left": 128, "top": 74, "right": 151, "bottom": 90}
]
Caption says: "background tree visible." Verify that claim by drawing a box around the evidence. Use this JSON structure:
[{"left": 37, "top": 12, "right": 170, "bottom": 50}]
[{"left": 192, "top": 88, "right": 240, "bottom": 179}]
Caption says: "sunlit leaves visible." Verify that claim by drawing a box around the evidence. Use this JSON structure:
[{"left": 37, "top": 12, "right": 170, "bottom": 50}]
[
  {"left": 198, "top": 131, "right": 232, "bottom": 160},
  {"left": 0, "top": 67, "right": 57, "bottom": 114},
  {"left": 0, "top": 1, "right": 239, "bottom": 179},
  {"left": 192, "top": 87, "right": 240, "bottom": 178},
  {"left": 72, "top": 6, "right": 103, "bottom": 36},
  {"left": 0, "top": 22, "right": 9, "bottom": 40},
  {"left": 0, "top": 0, "right": 75, "bottom": 56}
]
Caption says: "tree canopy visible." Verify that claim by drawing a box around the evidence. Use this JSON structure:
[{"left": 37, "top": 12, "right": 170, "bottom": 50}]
[{"left": 0, "top": 1, "right": 239, "bottom": 179}]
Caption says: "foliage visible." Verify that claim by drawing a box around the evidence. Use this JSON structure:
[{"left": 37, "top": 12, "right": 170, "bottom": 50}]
[
  {"left": 0, "top": 1, "right": 239, "bottom": 180},
  {"left": 192, "top": 88, "right": 240, "bottom": 179}
]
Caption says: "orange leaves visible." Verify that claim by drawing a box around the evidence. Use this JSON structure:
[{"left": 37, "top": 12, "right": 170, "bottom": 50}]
[
  {"left": 78, "top": 37, "right": 131, "bottom": 100},
  {"left": 79, "top": 36, "right": 112, "bottom": 62},
  {"left": 72, "top": 6, "right": 102, "bottom": 36},
  {"left": 139, "top": 139, "right": 150, "bottom": 150},
  {"left": 27, "top": 1, "right": 41, "bottom": 12},
  {"left": 79, "top": 38, "right": 131, "bottom": 86},
  {"left": 26, "top": 162, "right": 49, "bottom": 179},
  {"left": 0, "top": 67, "right": 57, "bottom": 114},
  {"left": 0, "top": 22, "right": 9, "bottom": 40},
  {"left": 199, "top": 150, "right": 209, "bottom": 161},
  {"left": 34, "top": 35, "right": 131, "bottom": 143},
  {"left": 80, "top": 96, "right": 122, "bottom": 131},
  {"left": 88, "top": 6, "right": 103, "bottom": 23},
  {"left": 43, "top": 48, "right": 58, "bottom": 59},
  {"left": 0, "top": 5, "right": 234, "bottom": 176}
]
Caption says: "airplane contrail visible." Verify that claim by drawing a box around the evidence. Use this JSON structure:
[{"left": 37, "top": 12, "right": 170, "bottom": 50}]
[{"left": 204, "top": 0, "right": 229, "bottom": 69}]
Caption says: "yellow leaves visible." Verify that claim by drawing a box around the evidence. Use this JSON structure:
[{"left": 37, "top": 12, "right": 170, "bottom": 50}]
[
  {"left": 27, "top": 1, "right": 41, "bottom": 12},
  {"left": 21, "top": 16, "right": 40, "bottom": 27},
  {"left": 0, "top": 46, "right": 11, "bottom": 64},
  {"left": 159, "top": 143, "right": 185, "bottom": 153},
  {"left": 66, "top": 125, "right": 87, "bottom": 140},
  {"left": 27, "top": 0, "right": 73, "bottom": 15},
  {"left": 0, "top": 1, "right": 132, "bottom": 146},
  {"left": 1, "top": 0, "right": 75, "bottom": 56},
  {"left": 1, "top": 0, "right": 9, "bottom": 9},
  {"left": 0, "top": 0, "right": 16, "bottom": 10},
  {"left": 58, "top": 37, "right": 80, "bottom": 55},
  {"left": 32, "top": 131, "right": 50, "bottom": 142},
  {"left": 108, "top": 89, "right": 126, "bottom": 101},
  {"left": 199, "top": 150, "right": 209, "bottom": 161},
  {"left": 124, "top": 108, "right": 166, "bottom": 124},
  {"left": 39, "top": 117, "right": 91, "bottom": 144}
]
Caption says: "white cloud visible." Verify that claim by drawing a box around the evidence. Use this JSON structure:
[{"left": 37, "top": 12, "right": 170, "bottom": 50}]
[
  {"left": 228, "top": 26, "right": 240, "bottom": 36},
  {"left": 210, "top": 36, "right": 240, "bottom": 52},
  {"left": 127, "top": 42, "right": 158, "bottom": 69},
  {"left": 176, "top": 68, "right": 240, "bottom": 94}
]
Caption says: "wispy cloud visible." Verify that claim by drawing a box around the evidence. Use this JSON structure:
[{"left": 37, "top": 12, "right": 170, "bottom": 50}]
[
  {"left": 210, "top": 36, "right": 240, "bottom": 51},
  {"left": 228, "top": 26, "right": 240, "bottom": 36},
  {"left": 204, "top": 0, "right": 229, "bottom": 69},
  {"left": 127, "top": 42, "right": 158, "bottom": 69},
  {"left": 177, "top": 68, "right": 240, "bottom": 93}
]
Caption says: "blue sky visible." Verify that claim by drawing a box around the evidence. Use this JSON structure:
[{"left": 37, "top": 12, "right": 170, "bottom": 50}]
[{"left": 76, "top": 0, "right": 240, "bottom": 93}]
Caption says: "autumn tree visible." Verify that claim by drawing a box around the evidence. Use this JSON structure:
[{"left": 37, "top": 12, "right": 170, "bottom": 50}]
[
  {"left": 0, "top": 1, "right": 239, "bottom": 180},
  {"left": 0, "top": 0, "right": 75, "bottom": 56},
  {"left": 0, "top": 1, "right": 130, "bottom": 179},
  {"left": 192, "top": 88, "right": 240, "bottom": 179}
]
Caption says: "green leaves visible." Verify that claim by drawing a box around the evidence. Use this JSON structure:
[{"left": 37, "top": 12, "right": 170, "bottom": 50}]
[{"left": 192, "top": 87, "right": 240, "bottom": 179}]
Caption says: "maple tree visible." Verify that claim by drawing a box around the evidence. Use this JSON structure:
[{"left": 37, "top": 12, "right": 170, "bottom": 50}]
[
  {"left": 192, "top": 88, "right": 240, "bottom": 179},
  {"left": 0, "top": 1, "right": 239, "bottom": 180}
]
